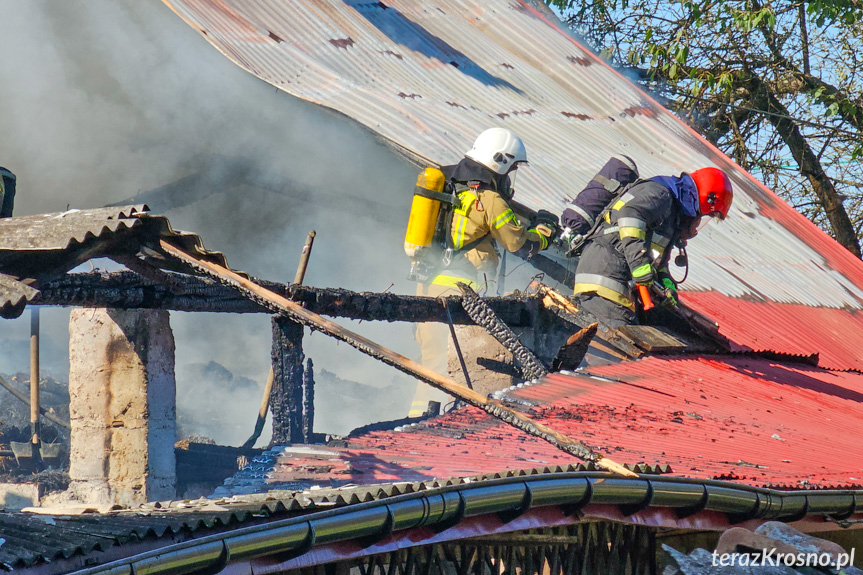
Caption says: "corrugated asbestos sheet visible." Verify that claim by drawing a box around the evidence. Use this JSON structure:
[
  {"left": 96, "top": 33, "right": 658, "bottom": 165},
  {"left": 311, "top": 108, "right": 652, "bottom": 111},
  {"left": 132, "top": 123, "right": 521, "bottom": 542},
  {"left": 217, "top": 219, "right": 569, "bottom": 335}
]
[
  {"left": 235, "top": 355, "right": 863, "bottom": 493},
  {"left": 162, "top": 0, "right": 863, "bottom": 371},
  {"left": 4, "top": 464, "right": 674, "bottom": 571},
  {"left": 0, "top": 206, "right": 147, "bottom": 252},
  {"left": 0, "top": 499, "right": 281, "bottom": 570},
  {"left": 0, "top": 205, "right": 239, "bottom": 317}
]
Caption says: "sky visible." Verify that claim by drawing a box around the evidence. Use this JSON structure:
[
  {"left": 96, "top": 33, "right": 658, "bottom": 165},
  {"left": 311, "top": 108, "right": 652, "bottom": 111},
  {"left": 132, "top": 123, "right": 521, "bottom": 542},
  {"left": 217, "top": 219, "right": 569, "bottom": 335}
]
[{"left": 0, "top": 0, "right": 439, "bottom": 444}]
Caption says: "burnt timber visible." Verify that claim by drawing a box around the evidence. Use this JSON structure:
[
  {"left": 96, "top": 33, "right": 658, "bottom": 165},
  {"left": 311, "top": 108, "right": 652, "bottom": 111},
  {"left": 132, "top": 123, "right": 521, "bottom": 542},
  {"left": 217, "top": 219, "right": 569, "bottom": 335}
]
[
  {"left": 271, "top": 317, "right": 306, "bottom": 445},
  {"left": 34, "top": 271, "right": 540, "bottom": 326}
]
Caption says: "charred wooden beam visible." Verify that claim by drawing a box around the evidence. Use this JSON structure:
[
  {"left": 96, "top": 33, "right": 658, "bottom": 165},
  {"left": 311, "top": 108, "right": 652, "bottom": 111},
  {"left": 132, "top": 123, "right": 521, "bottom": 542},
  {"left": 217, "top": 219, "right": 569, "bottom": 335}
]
[
  {"left": 34, "top": 271, "right": 538, "bottom": 326},
  {"left": 302, "top": 358, "right": 315, "bottom": 444},
  {"left": 158, "top": 240, "right": 636, "bottom": 475},
  {"left": 457, "top": 282, "right": 548, "bottom": 381},
  {"left": 271, "top": 317, "right": 305, "bottom": 445}
]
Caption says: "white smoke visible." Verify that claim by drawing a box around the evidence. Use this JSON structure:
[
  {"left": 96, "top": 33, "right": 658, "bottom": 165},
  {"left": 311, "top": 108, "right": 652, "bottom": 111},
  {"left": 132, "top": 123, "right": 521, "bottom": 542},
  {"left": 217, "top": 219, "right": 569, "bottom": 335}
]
[{"left": 0, "top": 0, "right": 427, "bottom": 445}]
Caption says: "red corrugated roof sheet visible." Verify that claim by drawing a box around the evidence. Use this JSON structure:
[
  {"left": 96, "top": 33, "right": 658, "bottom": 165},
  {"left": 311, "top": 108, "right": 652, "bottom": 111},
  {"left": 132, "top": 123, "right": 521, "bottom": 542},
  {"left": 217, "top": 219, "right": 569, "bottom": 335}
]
[
  {"left": 265, "top": 355, "right": 863, "bottom": 491},
  {"left": 684, "top": 290, "right": 863, "bottom": 371}
]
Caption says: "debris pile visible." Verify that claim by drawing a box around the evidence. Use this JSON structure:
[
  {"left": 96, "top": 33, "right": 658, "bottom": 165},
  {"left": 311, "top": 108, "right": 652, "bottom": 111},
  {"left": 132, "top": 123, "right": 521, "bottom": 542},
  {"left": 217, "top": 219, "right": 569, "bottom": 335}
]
[{"left": 662, "top": 522, "right": 861, "bottom": 574}]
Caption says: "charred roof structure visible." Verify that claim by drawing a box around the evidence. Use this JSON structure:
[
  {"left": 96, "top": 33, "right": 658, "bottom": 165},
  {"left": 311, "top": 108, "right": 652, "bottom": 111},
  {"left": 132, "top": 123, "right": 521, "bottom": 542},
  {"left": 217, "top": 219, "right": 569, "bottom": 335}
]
[
  {"left": 0, "top": 206, "right": 235, "bottom": 319},
  {"left": 0, "top": 0, "right": 862, "bottom": 574}
]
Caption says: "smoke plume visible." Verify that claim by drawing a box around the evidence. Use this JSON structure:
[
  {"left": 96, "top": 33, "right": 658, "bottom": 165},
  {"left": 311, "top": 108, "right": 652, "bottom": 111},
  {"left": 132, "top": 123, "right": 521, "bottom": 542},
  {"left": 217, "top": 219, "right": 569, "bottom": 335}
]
[{"left": 0, "top": 0, "right": 427, "bottom": 445}]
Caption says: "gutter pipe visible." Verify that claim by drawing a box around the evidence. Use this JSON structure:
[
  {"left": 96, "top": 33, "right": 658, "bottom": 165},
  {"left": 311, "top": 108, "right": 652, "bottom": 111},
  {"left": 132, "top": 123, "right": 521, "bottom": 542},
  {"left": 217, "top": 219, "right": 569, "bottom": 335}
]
[{"left": 69, "top": 472, "right": 862, "bottom": 575}]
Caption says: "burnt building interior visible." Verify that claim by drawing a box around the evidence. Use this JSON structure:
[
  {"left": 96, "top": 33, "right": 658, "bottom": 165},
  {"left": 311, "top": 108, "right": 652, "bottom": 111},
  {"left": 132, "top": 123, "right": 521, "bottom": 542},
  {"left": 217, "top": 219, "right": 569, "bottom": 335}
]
[
  {"left": 1, "top": 2, "right": 862, "bottom": 574},
  {"left": 0, "top": 201, "right": 725, "bottom": 504}
]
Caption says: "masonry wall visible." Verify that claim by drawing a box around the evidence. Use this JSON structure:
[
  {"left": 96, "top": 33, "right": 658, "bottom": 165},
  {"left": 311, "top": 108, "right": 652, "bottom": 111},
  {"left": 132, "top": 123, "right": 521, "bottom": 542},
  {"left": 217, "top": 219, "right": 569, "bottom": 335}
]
[{"left": 67, "top": 309, "right": 176, "bottom": 506}]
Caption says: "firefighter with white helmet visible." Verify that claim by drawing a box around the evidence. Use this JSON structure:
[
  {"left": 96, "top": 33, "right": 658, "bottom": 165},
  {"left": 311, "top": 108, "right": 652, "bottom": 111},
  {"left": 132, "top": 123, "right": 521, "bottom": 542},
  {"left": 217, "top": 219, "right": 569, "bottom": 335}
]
[
  {"left": 571, "top": 165, "right": 733, "bottom": 328},
  {"left": 409, "top": 128, "right": 559, "bottom": 417}
]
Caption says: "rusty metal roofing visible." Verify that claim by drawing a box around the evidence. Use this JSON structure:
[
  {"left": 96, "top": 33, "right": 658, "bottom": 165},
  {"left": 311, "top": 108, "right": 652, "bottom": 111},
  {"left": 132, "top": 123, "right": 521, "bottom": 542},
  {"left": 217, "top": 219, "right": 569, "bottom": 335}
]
[
  {"left": 0, "top": 206, "right": 239, "bottom": 317},
  {"left": 162, "top": 0, "right": 863, "bottom": 371},
  {"left": 236, "top": 355, "right": 863, "bottom": 493}
]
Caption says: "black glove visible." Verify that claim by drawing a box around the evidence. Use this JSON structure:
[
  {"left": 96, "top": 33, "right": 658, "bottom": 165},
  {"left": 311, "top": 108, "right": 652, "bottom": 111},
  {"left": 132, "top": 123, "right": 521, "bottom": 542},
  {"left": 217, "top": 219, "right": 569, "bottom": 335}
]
[
  {"left": 533, "top": 209, "right": 559, "bottom": 227},
  {"left": 530, "top": 209, "right": 560, "bottom": 244}
]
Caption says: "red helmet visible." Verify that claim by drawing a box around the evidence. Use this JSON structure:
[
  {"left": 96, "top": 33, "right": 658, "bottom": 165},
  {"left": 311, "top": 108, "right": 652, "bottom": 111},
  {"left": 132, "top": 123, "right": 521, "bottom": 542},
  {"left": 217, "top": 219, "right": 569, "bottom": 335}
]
[{"left": 690, "top": 167, "right": 733, "bottom": 219}]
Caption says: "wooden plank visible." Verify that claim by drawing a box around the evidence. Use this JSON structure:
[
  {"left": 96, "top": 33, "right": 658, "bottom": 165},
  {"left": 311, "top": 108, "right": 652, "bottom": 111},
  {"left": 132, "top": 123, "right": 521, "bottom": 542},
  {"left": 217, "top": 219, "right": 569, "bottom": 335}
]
[
  {"left": 618, "top": 325, "right": 709, "bottom": 353},
  {"left": 537, "top": 285, "right": 642, "bottom": 360},
  {"left": 159, "top": 240, "right": 636, "bottom": 478}
]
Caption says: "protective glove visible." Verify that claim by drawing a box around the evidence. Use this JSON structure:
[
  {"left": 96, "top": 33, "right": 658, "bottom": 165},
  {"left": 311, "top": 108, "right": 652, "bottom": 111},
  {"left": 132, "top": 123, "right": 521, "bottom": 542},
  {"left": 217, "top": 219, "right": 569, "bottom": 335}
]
[
  {"left": 529, "top": 209, "right": 560, "bottom": 250},
  {"left": 533, "top": 209, "right": 559, "bottom": 226},
  {"left": 631, "top": 263, "right": 656, "bottom": 286},
  {"left": 658, "top": 274, "right": 678, "bottom": 307}
]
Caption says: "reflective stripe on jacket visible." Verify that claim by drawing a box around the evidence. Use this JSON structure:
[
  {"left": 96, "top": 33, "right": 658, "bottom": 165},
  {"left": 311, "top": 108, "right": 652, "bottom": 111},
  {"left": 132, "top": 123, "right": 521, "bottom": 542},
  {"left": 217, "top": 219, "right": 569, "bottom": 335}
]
[
  {"left": 447, "top": 186, "right": 532, "bottom": 276},
  {"left": 430, "top": 181, "right": 547, "bottom": 291},
  {"left": 573, "top": 179, "right": 684, "bottom": 310}
]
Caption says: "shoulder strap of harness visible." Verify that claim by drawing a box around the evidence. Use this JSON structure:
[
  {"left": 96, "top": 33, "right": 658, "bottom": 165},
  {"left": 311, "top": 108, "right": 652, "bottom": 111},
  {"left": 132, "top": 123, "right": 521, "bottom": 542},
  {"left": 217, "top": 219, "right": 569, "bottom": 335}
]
[
  {"left": 447, "top": 183, "right": 491, "bottom": 256},
  {"left": 567, "top": 177, "right": 646, "bottom": 257}
]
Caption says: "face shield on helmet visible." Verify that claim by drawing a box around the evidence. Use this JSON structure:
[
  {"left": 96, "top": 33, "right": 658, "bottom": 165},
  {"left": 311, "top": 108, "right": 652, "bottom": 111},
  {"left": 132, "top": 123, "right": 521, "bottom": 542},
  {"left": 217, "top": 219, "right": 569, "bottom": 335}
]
[
  {"left": 465, "top": 128, "right": 528, "bottom": 175},
  {"left": 507, "top": 166, "right": 519, "bottom": 188}
]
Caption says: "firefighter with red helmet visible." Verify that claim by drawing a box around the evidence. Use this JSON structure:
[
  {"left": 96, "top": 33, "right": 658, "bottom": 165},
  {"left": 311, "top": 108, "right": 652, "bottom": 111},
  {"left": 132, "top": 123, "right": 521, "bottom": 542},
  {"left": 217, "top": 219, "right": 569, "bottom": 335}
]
[{"left": 572, "top": 166, "right": 733, "bottom": 328}]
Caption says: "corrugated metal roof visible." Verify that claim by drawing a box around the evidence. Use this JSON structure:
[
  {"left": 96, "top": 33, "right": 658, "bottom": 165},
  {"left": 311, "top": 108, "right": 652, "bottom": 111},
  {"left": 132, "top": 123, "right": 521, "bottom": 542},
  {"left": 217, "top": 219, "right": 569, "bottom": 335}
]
[
  {"left": 162, "top": 0, "right": 863, "bottom": 371},
  {"left": 0, "top": 466, "right": 671, "bottom": 571},
  {"left": 685, "top": 290, "right": 863, "bottom": 371},
  {"left": 242, "top": 355, "right": 863, "bottom": 493},
  {"left": 10, "top": 471, "right": 862, "bottom": 574}
]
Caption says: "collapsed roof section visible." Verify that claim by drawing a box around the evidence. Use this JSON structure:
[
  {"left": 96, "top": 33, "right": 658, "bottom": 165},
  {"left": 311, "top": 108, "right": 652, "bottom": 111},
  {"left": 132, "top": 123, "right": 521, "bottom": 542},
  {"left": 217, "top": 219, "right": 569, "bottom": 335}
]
[
  {"left": 162, "top": 0, "right": 863, "bottom": 371},
  {"left": 0, "top": 205, "right": 238, "bottom": 318}
]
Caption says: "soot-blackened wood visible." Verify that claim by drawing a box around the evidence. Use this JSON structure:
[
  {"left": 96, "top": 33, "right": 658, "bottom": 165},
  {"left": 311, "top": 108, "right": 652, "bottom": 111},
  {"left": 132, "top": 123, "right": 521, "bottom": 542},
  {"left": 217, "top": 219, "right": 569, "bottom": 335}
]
[
  {"left": 457, "top": 282, "right": 549, "bottom": 382},
  {"left": 35, "top": 271, "right": 535, "bottom": 326},
  {"left": 271, "top": 317, "right": 305, "bottom": 445},
  {"left": 159, "top": 239, "right": 636, "bottom": 475},
  {"left": 550, "top": 323, "right": 598, "bottom": 372},
  {"left": 302, "top": 358, "right": 315, "bottom": 444}
]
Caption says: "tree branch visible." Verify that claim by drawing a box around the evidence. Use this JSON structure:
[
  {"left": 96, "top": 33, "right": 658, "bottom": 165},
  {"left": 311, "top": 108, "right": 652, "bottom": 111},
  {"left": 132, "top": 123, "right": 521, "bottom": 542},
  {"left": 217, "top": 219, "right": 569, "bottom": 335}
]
[{"left": 746, "top": 72, "right": 862, "bottom": 256}]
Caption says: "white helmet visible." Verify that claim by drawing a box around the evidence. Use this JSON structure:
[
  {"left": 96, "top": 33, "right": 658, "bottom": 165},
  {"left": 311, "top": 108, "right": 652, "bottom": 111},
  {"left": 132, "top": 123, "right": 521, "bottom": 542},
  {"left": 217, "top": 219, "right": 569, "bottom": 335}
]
[{"left": 465, "top": 128, "right": 528, "bottom": 175}]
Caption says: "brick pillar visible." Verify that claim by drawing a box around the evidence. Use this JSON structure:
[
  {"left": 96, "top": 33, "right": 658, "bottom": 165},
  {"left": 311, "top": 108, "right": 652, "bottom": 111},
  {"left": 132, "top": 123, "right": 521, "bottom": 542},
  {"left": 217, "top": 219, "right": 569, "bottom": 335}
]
[
  {"left": 68, "top": 309, "right": 176, "bottom": 506},
  {"left": 270, "top": 317, "right": 304, "bottom": 445}
]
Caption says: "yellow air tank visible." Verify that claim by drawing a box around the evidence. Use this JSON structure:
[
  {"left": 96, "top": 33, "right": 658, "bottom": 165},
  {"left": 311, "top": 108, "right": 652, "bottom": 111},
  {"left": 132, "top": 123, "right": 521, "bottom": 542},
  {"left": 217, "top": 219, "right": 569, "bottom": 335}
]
[{"left": 404, "top": 167, "right": 446, "bottom": 257}]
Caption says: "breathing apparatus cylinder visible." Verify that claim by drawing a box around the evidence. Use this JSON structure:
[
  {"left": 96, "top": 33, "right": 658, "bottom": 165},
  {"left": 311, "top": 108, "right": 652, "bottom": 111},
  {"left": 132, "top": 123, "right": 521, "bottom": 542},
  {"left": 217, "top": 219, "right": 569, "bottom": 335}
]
[{"left": 404, "top": 167, "right": 446, "bottom": 258}]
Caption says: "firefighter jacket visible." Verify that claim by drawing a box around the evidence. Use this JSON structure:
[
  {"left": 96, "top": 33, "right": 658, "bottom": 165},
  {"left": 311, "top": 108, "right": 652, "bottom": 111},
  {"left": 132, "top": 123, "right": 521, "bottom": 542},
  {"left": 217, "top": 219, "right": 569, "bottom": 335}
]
[
  {"left": 429, "top": 160, "right": 547, "bottom": 291},
  {"left": 573, "top": 178, "right": 689, "bottom": 310}
]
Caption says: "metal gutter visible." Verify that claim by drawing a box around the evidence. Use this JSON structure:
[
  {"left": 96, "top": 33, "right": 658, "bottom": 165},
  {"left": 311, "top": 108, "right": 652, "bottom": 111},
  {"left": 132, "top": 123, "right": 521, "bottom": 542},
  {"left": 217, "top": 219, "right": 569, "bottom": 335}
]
[{"left": 69, "top": 473, "right": 863, "bottom": 575}]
